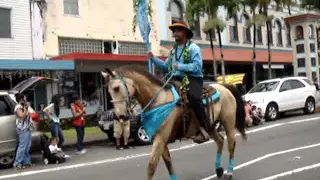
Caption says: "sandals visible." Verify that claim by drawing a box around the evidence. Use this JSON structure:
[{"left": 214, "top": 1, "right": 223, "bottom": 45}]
[{"left": 15, "top": 165, "right": 25, "bottom": 170}]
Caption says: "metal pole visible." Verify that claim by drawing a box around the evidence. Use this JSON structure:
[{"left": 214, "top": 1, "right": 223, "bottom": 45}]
[
  {"left": 78, "top": 72, "right": 83, "bottom": 102},
  {"left": 209, "top": 29, "right": 217, "bottom": 81}
]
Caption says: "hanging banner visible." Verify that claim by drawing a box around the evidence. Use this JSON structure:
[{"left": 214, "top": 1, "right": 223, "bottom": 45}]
[{"left": 137, "top": 0, "right": 152, "bottom": 73}]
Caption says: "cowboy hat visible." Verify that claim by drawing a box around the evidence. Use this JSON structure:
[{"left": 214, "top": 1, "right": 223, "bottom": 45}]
[{"left": 169, "top": 21, "right": 193, "bottom": 39}]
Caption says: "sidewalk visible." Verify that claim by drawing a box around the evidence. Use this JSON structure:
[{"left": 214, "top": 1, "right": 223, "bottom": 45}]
[{"left": 44, "top": 127, "right": 108, "bottom": 147}]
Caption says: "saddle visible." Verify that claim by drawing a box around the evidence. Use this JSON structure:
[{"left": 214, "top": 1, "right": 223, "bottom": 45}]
[{"left": 169, "top": 80, "right": 220, "bottom": 141}]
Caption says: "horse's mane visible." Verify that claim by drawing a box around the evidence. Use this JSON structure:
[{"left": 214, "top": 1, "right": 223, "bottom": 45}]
[{"left": 115, "top": 65, "right": 170, "bottom": 89}]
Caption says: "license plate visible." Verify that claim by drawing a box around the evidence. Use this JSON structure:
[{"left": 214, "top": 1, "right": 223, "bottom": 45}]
[{"left": 103, "top": 122, "right": 111, "bottom": 130}]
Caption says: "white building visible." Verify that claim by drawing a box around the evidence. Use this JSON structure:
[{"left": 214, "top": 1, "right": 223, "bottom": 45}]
[{"left": 0, "top": 0, "right": 33, "bottom": 59}]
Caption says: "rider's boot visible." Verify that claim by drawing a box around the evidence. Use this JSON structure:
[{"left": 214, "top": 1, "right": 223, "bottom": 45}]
[{"left": 193, "top": 114, "right": 211, "bottom": 144}]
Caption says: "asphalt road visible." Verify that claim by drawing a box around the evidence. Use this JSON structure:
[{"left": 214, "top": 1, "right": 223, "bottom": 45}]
[{"left": 1, "top": 112, "right": 320, "bottom": 180}]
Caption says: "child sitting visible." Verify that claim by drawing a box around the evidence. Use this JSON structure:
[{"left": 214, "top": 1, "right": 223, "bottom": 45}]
[{"left": 49, "top": 137, "right": 71, "bottom": 161}]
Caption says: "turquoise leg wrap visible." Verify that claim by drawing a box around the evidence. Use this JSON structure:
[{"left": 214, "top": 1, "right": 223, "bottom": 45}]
[
  {"left": 227, "top": 158, "right": 234, "bottom": 173},
  {"left": 215, "top": 153, "right": 222, "bottom": 168},
  {"left": 170, "top": 173, "right": 177, "bottom": 180}
]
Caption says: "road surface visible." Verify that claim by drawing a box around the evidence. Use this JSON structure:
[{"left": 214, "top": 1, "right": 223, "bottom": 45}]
[{"left": 0, "top": 112, "right": 320, "bottom": 180}]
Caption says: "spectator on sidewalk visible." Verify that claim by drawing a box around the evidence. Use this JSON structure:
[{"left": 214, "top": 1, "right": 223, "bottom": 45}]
[
  {"left": 114, "top": 115, "right": 131, "bottom": 150},
  {"left": 49, "top": 137, "right": 71, "bottom": 159},
  {"left": 245, "top": 101, "right": 253, "bottom": 127},
  {"left": 43, "top": 94, "right": 64, "bottom": 148},
  {"left": 71, "top": 95, "right": 87, "bottom": 155},
  {"left": 13, "top": 93, "right": 33, "bottom": 170}
]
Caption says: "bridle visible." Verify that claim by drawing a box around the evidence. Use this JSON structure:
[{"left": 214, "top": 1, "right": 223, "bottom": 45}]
[{"left": 108, "top": 76, "right": 138, "bottom": 115}]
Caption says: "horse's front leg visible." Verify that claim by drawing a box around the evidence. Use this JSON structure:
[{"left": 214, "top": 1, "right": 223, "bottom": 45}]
[
  {"left": 162, "top": 145, "right": 176, "bottom": 180},
  {"left": 147, "top": 135, "right": 165, "bottom": 180}
]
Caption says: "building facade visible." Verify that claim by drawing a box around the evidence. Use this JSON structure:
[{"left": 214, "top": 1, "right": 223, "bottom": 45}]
[
  {"left": 33, "top": 0, "right": 162, "bottom": 116},
  {"left": 157, "top": 0, "right": 318, "bottom": 88}
]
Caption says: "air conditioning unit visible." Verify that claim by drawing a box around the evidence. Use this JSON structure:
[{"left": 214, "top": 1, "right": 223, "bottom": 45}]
[{"left": 111, "top": 41, "right": 119, "bottom": 54}]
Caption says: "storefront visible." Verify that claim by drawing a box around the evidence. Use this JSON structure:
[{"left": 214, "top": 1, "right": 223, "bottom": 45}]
[
  {"left": 0, "top": 59, "right": 75, "bottom": 116},
  {"left": 51, "top": 52, "right": 166, "bottom": 118}
]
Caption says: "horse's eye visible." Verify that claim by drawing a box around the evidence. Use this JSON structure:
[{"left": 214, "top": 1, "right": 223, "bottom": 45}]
[{"left": 113, "top": 86, "right": 120, "bottom": 93}]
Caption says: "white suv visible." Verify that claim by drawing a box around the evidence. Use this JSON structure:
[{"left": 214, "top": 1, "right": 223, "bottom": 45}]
[{"left": 243, "top": 77, "right": 318, "bottom": 121}]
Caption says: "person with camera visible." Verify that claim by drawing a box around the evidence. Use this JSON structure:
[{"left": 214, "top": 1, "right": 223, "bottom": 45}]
[{"left": 13, "top": 93, "right": 33, "bottom": 170}]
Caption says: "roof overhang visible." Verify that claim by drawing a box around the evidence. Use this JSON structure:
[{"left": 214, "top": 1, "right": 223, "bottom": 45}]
[
  {"left": 284, "top": 13, "right": 320, "bottom": 24},
  {"left": 50, "top": 52, "right": 166, "bottom": 62},
  {"left": 0, "top": 59, "right": 75, "bottom": 70}
]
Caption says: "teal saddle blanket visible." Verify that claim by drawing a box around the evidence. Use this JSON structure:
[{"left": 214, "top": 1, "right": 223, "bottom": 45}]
[{"left": 141, "top": 86, "right": 220, "bottom": 142}]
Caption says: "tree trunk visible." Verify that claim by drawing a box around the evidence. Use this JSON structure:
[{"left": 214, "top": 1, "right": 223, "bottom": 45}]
[
  {"left": 253, "top": 11, "right": 257, "bottom": 86},
  {"left": 287, "top": 4, "right": 291, "bottom": 15},
  {"left": 217, "top": 27, "right": 225, "bottom": 83},
  {"left": 263, "top": 4, "right": 272, "bottom": 79},
  {"left": 209, "top": 29, "right": 217, "bottom": 81},
  {"left": 267, "top": 21, "right": 272, "bottom": 79}
]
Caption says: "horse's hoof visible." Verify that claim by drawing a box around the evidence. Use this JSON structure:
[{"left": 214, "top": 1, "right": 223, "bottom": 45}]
[
  {"left": 225, "top": 173, "right": 233, "bottom": 180},
  {"left": 216, "top": 167, "right": 224, "bottom": 178}
]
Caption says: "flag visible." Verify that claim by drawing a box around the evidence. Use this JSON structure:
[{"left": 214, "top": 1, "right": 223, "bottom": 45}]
[{"left": 137, "top": 0, "right": 152, "bottom": 73}]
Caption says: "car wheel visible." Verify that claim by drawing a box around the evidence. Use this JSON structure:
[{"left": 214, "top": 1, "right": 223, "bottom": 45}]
[
  {"left": 134, "top": 125, "right": 150, "bottom": 146},
  {"left": 0, "top": 153, "right": 15, "bottom": 168},
  {"left": 304, "top": 97, "right": 315, "bottom": 114},
  {"left": 266, "top": 103, "right": 278, "bottom": 121}
]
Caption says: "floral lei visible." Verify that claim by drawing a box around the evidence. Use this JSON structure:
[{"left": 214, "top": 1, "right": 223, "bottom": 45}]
[{"left": 168, "top": 41, "right": 191, "bottom": 92}]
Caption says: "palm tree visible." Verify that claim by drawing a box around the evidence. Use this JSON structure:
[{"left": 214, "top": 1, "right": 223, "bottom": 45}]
[
  {"left": 186, "top": 0, "right": 226, "bottom": 82},
  {"left": 274, "top": 0, "right": 293, "bottom": 15},
  {"left": 258, "top": 0, "right": 274, "bottom": 79},
  {"left": 243, "top": 0, "right": 259, "bottom": 86}
]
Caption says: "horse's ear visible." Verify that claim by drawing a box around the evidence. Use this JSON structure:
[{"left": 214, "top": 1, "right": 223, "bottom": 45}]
[{"left": 101, "top": 68, "right": 115, "bottom": 82}]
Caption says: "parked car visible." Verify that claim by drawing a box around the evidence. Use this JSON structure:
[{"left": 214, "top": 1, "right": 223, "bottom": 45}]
[
  {"left": 243, "top": 76, "right": 318, "bottom": 121},
  {"left": 97, "top": 106, "right": 150, "bottom": 145},
  {"left": 0, "top": 77, "right": 58, "bottom": 168}
]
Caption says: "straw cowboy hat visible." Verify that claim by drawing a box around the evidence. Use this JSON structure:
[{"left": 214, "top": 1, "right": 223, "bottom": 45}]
[{"left": 169, "top": 21, "right": 193, "bottom": 39}]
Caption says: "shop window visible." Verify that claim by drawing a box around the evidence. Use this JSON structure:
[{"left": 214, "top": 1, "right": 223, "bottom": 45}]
[
  {"left": 118, "top": 42, "right": 148, "bottom": 55},
  {"left": 64, "top": 0, "right": 79, "bottom": 15},
  {"left": 56, "top": 71, "right": 78, "bottom": 109},
  {"left": 242, "top": 14, "right": 251, "bottom": 43},
  {"left": 310, "top": 43, "right": 315, "bottom": 52},
  {"left": 311, "top": 58, "right": 316, "bottom": 66},
  {"left": 297, "top": 58, "right": 305, "bottom": 67},
  {"left": 0, "top": 8, "right": 11, "bottom": 38},
  {"left": 229, "top": 15, "right": 239, "bottom": 42},
  {"left": 79, "top": 72, "right": 101, "bottom": 108},
  {"left": 275, "top": 20, "right": 282, "bottom": 46},
  {"left": 296, "top": 26, "right": 304, "bottom": 39},
  {"left": 298, "top": 72, "right": 306, "bottom": 77},
  {"left": 256, "top": 25, "right": 263, "bottom": 43},
  {"left": 191, "top": 16, "right": 201, "bottom": 39},
  {"left": 312, "top": 72, "right": 317, "bottom": 81},
  {"left": 286, "top": 24, "right": 291, "bottom": 46},
  {"left": 308, "top": 25, "right": 314, "bottom": 38},
  {"left": 58, "top": 37, "right": 103, "bottom": 55},
  {"left": 296, "top": 44, "right": 305, "bottom": 54},
  {"left": 171, "top": 0, "right": 183, "bottom": 24}
]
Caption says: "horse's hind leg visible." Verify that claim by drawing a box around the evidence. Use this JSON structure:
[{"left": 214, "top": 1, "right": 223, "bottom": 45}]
[
  {"left": 211, "top": 128, "right": 224, "bottom": 178},
  {"left": 225, "top": 127, "right": 236, "bottom": 179},
  {"left": 147, "top": 135, "right": 165, "bottom": 180},
  {"left": 162, "top": 145, "right": 176, "bottom": 180}
]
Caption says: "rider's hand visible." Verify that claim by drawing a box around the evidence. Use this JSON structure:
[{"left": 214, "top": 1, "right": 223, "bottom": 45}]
[
  {"left": 147, "top": 52, "right": 154, "bottom": 59},
  {"left": 174, "top": 63, "right": 179, "bottom": 70}
]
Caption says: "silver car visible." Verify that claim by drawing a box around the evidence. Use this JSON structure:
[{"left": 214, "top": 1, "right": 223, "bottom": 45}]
[{"left": 0, "top": 77, "right": 57, "bottom": 168}]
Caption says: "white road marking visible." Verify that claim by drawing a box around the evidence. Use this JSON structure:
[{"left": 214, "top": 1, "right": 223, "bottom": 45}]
[
  {"left": 200, "top": 142, "right": 320, "bottom": 180},
  {"left": 0, "top": 116, "right": 319, "bottom": 179},
  {"left": 257, "top": 162, "right": 320, "bottom": 180}
]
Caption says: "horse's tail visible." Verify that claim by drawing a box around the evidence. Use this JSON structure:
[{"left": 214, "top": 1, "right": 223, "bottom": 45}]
[{"left": 222, "top": 84, "right": 247, "bottom": 140}]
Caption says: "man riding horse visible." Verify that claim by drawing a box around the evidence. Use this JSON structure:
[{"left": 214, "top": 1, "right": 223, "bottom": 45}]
[{"left": 147, "top": 21, "right": 210, "bottom": 143}]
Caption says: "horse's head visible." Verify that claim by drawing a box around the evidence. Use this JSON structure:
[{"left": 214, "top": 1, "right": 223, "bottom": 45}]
[{"left": 101, "top": 68, "right": 136, "bottom": 120}]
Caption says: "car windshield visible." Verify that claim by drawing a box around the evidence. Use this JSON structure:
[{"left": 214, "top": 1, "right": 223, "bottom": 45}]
[{"left": 248, "top": 81, "right": 280, "bottom": 93}]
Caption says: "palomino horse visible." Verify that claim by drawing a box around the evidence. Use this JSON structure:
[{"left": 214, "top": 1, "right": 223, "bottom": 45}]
[{"left": 101, "top": 65, "right": 246, "bottom": 180}]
